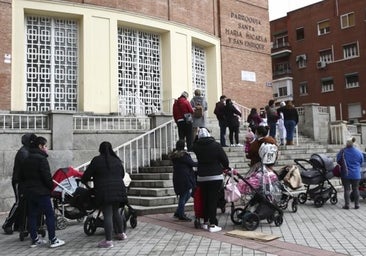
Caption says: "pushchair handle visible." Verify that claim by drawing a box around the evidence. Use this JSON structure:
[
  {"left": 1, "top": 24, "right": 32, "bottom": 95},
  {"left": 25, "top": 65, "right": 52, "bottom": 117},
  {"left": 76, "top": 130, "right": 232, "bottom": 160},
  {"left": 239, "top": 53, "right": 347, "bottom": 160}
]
[{"left": 223, "top": 168, "right": 238, "bottom": 176}]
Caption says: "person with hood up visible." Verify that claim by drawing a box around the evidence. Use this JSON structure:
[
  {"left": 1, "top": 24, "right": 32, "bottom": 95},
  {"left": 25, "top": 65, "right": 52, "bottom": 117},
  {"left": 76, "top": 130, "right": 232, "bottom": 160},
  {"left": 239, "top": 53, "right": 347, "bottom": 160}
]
[
  {"left": 192, "top": 128, "right": 229, "bottom": 232},
  {"left": 2, "top": 133, "right": 37, "bottom": 235},
  {"left": 170, "top": 140, "right": 198, "bottom": 221},
  {"left": 173, "top": 91, "right": 194, "bottom": 151},
  {"left": 337, "top": 137, "right": 364, "bottom": 210}
]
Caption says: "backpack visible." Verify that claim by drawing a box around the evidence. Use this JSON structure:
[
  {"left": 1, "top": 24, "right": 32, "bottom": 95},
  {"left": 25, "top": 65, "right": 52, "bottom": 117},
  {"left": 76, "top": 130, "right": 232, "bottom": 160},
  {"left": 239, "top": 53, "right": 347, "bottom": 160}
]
[{"left": 193, "top": 102, "right": 203, "bottom": 118}]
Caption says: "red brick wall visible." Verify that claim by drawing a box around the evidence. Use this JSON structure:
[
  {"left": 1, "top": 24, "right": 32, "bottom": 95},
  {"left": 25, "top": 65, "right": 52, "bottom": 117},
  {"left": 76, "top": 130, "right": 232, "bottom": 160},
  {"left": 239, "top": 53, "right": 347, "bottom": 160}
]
[{"left": 0, "top": 0, "right": 12, "bottom": 110}]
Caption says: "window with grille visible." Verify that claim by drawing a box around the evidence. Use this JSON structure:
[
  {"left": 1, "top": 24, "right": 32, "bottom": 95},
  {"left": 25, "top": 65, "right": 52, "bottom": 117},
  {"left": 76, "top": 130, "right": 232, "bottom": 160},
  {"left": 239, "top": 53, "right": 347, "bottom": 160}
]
[
  {"left": 343, "top": 42, "right": 359, "bottom": 59},
  {"left": 117, "top": 27, "right": 161, "bottom": 116},
  {"left": 25, "top": 16, "right": 78, "bottom": 112},
  {"left": 319, "top": 49, "right": 333, "bottom": 63},
  {"left": 296, "top": 54, "right": 307, "bottom": 68},
  {"left": 317, "top": 20, "right": 330, "bottom": 35},
  {"left": 273, "top": 33, "right": 288, "bottom": 48},
  {"left": 321, "top": 78, "right": 334, "bottom": 93},
  {"left": 278, "top": 86, "right": 288, "bottom": 97},
  {"left": 192, "top": 45, "right": 207, "bottom": 96},
  {"left": 299, "top": 82, "right": 308, "bottom": 96},
  {"left": 341, "top": 12, "right": 355, "bottom": 29},
  {"left": 345, "top": 73, "right": 359, "bottom": 89}
]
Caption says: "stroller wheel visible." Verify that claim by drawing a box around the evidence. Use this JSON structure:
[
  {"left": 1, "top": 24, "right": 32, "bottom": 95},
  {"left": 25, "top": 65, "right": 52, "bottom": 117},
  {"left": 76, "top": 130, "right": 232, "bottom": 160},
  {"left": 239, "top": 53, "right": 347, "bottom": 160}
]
[
  {"left": 84, "top": 216, "right": 97, "bottom": 236},
  {"left": 266, "top": 215, "right": 274, "bottom": 224},
  {"left": 298, "top": 193, "right": 307, "bottom": 204},
  {"left": 130, "top": 215, "right": 137, "bottom": 229},
  {"left": 291, "top": 199, "right": 298, "bottom": 213},
  {"left": 274, "top": 214, "right": 283, "bottom": 226},
  {"left": 231, "top": 208, "right": 244, "bottom": 225},
  {"left": 330, "top": 195, "right": 338, "bottom": 205},
  {"left": 242, "top": 212, "right": 259, "bottom": 231},
  {"left": 55, "top": 215, "right": 68, "bottom": 230},
  {"left": 314, "top": 196, "right": 325, "bottom": 208}
]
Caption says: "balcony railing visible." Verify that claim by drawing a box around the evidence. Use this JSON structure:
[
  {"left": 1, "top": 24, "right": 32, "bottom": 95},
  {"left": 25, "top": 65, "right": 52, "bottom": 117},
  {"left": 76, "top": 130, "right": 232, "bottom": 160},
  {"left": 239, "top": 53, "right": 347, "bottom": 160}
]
[{"left": 0, "top": 113, "right": 49, "bottom": 130}]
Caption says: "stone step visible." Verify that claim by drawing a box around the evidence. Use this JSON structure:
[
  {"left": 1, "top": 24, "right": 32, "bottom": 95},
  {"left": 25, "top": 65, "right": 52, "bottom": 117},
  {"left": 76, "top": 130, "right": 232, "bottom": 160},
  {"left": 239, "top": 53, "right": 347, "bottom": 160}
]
[
  {"left": 131, "top": 173, "right": 172, "bottom": 180},
  {"left": 139, "top": 166, "right": 173, "bottom": 173},
  {"left": 131, "top": 179, "right": 173, "bottom": 188},
  {"left": 128, "top": 187, "right": 175, "bottom": 197}
]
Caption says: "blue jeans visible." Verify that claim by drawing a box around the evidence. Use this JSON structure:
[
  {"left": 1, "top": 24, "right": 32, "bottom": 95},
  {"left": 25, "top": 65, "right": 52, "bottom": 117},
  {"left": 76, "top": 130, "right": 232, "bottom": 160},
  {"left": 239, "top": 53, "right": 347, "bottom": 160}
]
[
  {"left": 27, "top": 194, "right": 56, "bottom": 242},
  {"left": 219, "top": 122, "right": 227, "bottom": 146},
  {"left": 284, "top": 120, "right": 296, "bottom": 141},
  {"left": 268, "top": 122, "right": 277, "bottom": 138},
  {"left": 176, "top": 190, "right": 191, "bottom": 217}
]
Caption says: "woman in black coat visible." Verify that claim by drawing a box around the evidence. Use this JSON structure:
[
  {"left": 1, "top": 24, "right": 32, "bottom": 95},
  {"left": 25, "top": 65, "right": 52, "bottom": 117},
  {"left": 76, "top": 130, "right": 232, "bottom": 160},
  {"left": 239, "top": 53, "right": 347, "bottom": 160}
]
[
  {"left": 224, "top": 98, "right": 242, "bottom": 146},
  {"left": 193, "top": 128, "right": 229, "bottom": 232},
  {"left": 170, "top": 140, "right": 197, "bottom": 221},
  {"left": 82, "top": 141, "right": 127, "bottom": 248}
]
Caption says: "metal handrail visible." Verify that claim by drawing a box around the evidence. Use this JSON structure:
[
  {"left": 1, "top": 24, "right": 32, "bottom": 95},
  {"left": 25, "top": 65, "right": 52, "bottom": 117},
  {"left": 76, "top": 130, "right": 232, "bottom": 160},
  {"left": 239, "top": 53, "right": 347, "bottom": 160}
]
[
  {"left": 73, "top": 115, "right": 150, "bottom": 131},
  {"left": 76, "top": 119, "right": 178, "bottom": 174},
  {"left": 0, "top": 113, "right": 49, "bottom": 130}
]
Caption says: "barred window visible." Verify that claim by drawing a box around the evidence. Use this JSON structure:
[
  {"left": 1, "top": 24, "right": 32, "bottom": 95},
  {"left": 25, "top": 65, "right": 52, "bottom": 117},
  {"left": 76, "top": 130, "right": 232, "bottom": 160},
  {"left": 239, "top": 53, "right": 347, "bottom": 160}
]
[
  {"left": 319, "top": 49, "right": 333, "bottom": 63},
  {"left": 318, "top": 20, "right": 330, "bottom": 35},
  {"left": 299, "top": 82, "right": 308, "bottom": 96},
  {"left": 192, "top": 45, "right": 207, "bottom": 96},
  {"left": 343, "top": 42, "right": 359, "bottom": 59},
  {"left": 117, "top": 27, "right": 161, "bottom": 116},
  {"left": 345, "top": 73, "right": 359, "bottom": 89},
  {"left": 321, "top": 78, "right": 334, "bottom": 93},
  {"left": 25, "top": 16, "right": 78, "bottom": 112}
]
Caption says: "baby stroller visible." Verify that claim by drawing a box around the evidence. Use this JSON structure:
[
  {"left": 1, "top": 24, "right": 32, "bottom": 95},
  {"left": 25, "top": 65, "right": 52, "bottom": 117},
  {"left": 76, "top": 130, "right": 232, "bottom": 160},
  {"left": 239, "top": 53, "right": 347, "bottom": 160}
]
[
  {"left": 229, "top": 143, "right": 284, "bottom": 231},
  {"left": 295, "top": 153, "right": 338, "bottom": 208},
  {"left": 227, "top": 167, "right": 284, "bottom": 231},
  {"left": 52, "top": 167, "right": 94, "bottom": 230},
  {"left": 275, "top": 165, "right": 303, "bottom": 213},
  {"left": 83, "top": 172, "right": 137, "bottom": 236}
]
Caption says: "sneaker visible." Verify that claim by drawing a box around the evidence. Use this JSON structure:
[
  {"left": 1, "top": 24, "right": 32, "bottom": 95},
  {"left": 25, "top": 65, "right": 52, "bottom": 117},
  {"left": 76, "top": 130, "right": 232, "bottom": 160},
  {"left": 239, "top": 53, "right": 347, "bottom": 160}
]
[
  {"left": 342, "top": 205, "right": 350, "bottom": 210},
  {"left": 30, "top": 238, "right": 47, "bottom": 248},
  {"left": 209, "top": 225, "right": 222, "bottom": 233},
  {"left": 355, "top": 205, "right": 360, "bottom": 209},
  {"left": 49, "top": 238, "right": 65, "bottom": 248},
  {"left": 178, "top": 215, "right": 192, "bottom": 221},
  {"left": 230, "top": 144, "right": 235, "bottom": 147},
  {"left": 236, "top": 143, "right": 243, "bottom": 147},
  {"left": 116, "top": 233, "right": 127, "bottom": 240},
  {"left": 98, "top": 240, "right": 113, "bottom": 248},
  {"left": 201, "top": 223, "right": 209, "bottom": 230}
]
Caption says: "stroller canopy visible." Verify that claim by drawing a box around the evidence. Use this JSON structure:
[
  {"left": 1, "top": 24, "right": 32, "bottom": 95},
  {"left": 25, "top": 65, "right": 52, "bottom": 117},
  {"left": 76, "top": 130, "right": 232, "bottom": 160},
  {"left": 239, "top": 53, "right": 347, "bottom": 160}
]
[{"left": 52, "top": 167, "right": 83, "bottom": 196}]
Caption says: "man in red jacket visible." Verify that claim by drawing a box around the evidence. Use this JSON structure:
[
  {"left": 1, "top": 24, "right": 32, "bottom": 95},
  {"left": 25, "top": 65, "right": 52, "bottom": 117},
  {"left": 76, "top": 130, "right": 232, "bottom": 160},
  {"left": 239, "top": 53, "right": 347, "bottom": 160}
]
[{"left": 173, "top": 91, "right": 194, "bottom": 151}]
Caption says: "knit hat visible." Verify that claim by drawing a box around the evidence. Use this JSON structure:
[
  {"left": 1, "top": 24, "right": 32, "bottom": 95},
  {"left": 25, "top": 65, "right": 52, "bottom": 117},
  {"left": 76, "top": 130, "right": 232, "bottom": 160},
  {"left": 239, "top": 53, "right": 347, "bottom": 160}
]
[
  {"left": 346, "top": 137, "right": 355, "bottom": 147},
  {"left": 197, "top": 127, "right": 211, "bottom": 139},
  {"left": 181, "top": 91, "right": 189, "bottom": 98}
]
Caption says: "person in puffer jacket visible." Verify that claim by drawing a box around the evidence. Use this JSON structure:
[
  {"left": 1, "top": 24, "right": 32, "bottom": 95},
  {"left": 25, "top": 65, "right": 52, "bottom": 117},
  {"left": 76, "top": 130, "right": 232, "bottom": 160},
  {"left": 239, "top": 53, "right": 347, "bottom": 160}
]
[{"left": 192, "top": 128, "right": 229, "bottom": 232}]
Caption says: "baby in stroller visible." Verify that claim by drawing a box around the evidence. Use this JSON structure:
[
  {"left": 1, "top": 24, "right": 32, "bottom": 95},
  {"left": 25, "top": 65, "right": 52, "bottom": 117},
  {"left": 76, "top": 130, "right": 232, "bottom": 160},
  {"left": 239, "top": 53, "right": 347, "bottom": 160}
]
[{"left": 228, "top": 142, "right": 284, "bottom": 231}]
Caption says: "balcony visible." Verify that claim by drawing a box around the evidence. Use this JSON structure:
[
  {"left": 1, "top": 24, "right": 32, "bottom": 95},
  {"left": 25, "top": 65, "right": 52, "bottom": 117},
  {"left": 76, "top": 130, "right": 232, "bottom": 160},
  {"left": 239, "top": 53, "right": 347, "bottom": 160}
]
[
  {"left": 271, "top": 42, "right": 292, "bottom": 58},
  {"left": 273, "top": 68, "right": 292, "bottom": 79}
]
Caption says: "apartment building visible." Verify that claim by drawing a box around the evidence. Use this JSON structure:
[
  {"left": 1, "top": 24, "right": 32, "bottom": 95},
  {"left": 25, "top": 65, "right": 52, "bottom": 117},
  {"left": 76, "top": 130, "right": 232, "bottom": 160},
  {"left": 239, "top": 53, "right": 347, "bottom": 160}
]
[{"left": 270, "top": 0, "right": 366, "bottom": 121}]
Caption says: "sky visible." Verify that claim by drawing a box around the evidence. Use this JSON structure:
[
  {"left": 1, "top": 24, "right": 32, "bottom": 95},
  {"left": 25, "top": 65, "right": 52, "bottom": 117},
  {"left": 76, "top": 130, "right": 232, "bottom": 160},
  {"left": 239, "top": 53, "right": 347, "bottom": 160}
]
[{"left": 268, "top": 0, "right": 323, "bottom": 20}]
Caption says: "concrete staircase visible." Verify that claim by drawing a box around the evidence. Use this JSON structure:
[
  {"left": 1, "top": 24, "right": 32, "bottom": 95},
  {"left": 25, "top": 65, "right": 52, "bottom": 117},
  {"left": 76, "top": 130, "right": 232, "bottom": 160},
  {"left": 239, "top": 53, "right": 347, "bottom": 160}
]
[{"left": 128, "top": 136, "right": 343, "bottom": 216}]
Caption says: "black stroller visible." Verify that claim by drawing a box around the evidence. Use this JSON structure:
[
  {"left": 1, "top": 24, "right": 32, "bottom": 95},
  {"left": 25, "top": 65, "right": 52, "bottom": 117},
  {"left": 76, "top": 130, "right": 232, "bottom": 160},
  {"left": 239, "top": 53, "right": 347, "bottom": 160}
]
[
  {"left": 295, "top": 154, "right": 338, "bottom": 208},
  {"left": 228, "top": 166, "right": 284, "bottom": 231}
]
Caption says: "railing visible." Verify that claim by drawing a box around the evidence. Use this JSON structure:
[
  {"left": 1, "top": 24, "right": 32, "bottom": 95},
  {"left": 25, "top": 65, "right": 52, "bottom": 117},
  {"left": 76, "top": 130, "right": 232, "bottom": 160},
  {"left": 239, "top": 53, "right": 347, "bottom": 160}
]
[
  {"left": 0, "top": 113, "right": 49, "bottom": 130},
  {"left": 73, "top": 115, "right": 150, "bottom": 131},
  {"left": 233, "top": 102, "right": 251, "bottom": 126},
  {"left": 76, "top": 119, "right": 178, "bottom": 173}
]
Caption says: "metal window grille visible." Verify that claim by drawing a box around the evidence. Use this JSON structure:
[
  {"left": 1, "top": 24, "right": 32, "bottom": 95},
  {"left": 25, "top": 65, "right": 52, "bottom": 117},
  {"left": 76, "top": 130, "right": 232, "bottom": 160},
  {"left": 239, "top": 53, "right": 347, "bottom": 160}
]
[
  {"left": 192, "top": 45, "right": 207, "bottom": 96},
  {"left": 25, "top": 16, "right": 78, "bottom": 112},
  {"left": 117, "top": 27, "right": 161, "bottom": 116}
]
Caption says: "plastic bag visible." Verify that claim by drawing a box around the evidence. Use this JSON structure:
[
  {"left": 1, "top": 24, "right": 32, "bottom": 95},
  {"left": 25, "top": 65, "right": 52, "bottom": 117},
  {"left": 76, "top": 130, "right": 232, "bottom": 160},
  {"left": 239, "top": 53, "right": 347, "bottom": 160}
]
[{"left": 224, "top": 176, "right": 241, "bottom": 203}]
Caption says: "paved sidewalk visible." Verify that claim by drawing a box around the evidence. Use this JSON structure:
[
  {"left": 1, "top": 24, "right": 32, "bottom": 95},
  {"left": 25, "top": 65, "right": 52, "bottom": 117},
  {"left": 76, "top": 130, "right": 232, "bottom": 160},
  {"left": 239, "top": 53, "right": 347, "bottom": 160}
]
[{"left": 0, "top": 193, "right": 364, "bottom": 256}]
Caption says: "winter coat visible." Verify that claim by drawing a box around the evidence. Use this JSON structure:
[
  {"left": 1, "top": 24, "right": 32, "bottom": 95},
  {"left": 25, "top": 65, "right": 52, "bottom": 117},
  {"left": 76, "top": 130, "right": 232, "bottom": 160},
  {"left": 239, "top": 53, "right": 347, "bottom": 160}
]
[
  {"left": 214, "top": 101, "right": 226, "bottom": 126},
  {"left": 170, "top": 150, "right": 197, "bottom": 195},
  {"left": 337, "top": 146, "right": 364, "bottom": 180},
  {"left": 12, "top": 134, "right": 34, "bottom": 184},
  {"left": 192, "top": 136, "right": 229, "bottom": 182},
  {"left": 224, "top": 102, "right": 241, "bottom": 128},
  {"left": 282, "top": 106, "right": 299, "bottom": 125},
  {"left": 190, "top": 96, "right": 208, "bottom": 128},
  {"left": 247, "top": 136, "right": 277, "bottom": 166},
  {"left": 172, "top": 96, "right": 194, "bottom": 123},
  {"left": 82, "top": 155, "right": 127, "bottom": 206},
  {"left": 18, "top": 148, "right": 53, "bottom": 196},
  {"left": 247, "top": 112, "right": 263, "bottom": 131}
]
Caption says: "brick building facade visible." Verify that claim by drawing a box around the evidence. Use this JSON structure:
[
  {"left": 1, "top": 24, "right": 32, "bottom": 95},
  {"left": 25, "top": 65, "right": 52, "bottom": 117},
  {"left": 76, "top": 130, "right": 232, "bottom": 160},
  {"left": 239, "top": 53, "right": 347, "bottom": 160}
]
[
  {"left": 270, "top": 0, "right": 366, "bottom": 121},
  {"left": 0, "top": 0, "right": 272, "bottom": 115}
]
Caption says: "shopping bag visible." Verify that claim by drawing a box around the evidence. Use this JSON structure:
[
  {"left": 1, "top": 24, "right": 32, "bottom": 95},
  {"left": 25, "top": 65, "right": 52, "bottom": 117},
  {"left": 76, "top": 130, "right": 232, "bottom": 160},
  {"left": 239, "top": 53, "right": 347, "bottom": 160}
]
[{"left": 224, "top": 176, "right": 241, "bottom": 203}]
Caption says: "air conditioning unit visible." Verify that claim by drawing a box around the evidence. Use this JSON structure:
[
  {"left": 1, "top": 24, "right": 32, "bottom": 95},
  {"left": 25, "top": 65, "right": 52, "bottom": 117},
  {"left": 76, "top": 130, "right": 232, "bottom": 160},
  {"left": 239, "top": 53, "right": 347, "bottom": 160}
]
[{"left": 316, "top": 61, "right": 326, "bottom": 69}]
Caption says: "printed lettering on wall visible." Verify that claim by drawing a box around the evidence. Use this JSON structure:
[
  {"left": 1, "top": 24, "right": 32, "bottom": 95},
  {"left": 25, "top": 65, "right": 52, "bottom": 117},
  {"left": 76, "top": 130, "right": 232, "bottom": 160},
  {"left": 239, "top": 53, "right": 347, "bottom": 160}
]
[{"left": 224, "top": 12, "right": 268, "bottom": 52}]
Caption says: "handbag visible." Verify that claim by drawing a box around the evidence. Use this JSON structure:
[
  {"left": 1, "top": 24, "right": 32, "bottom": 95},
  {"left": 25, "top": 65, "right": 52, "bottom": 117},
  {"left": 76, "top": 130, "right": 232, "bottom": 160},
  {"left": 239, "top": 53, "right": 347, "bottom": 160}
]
[
  {"left": 333, "top": 149, "right": 348, "bottom": 177},
  {"left": 224, "top": 175, "right": 241, "bottom": 203},
  {"left": 332, "top": 164, "right": 341, "bottom": 177},
  {"left": 184, "top": 113, "right": 193, "bottom": 124}
]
